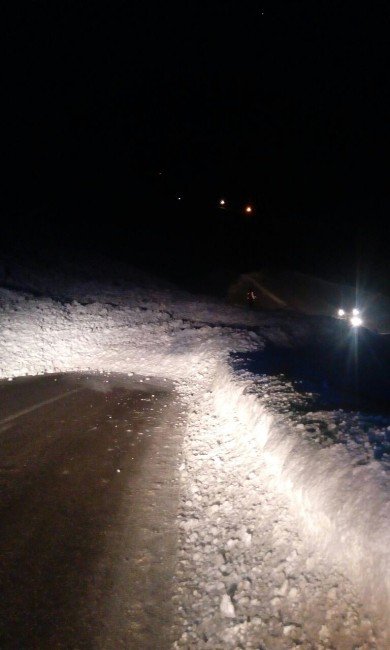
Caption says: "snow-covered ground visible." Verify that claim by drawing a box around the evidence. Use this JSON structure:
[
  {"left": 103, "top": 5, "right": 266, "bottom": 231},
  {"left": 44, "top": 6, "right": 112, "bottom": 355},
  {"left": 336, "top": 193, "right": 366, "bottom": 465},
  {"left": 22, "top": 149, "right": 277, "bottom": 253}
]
[{"left": 1, "top": 257, "right": 389, "bottom": 648}]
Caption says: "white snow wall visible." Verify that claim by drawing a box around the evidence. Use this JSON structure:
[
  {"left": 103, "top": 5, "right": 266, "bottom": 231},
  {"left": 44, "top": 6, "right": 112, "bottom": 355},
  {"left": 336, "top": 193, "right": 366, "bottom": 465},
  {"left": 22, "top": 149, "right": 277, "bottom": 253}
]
[{"left": 212, "top": 362, "right": 390, "bottom": 634}]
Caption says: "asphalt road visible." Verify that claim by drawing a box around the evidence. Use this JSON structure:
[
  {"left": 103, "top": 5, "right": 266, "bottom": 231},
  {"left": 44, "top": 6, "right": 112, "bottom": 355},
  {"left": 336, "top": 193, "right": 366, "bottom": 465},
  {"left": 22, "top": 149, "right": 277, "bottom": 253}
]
[{"left": 0, "top": 372, "right": 183, "bottom": 649}]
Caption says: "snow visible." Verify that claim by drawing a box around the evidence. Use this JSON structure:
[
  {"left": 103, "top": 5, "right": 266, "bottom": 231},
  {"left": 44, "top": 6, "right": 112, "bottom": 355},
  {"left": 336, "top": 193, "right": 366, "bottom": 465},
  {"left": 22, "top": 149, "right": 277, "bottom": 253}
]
[
  {"left": 0, "top": 257, "right": 389, "bottom": 647},
  {"left": 220, "top": 594, "right": 236, "bottom": 618}
]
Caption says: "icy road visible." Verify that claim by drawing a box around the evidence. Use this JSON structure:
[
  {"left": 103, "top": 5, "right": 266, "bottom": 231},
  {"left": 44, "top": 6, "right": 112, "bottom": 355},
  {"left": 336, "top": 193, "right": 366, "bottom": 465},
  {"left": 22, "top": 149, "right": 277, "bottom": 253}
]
[{"left": 0, "top": 372, "right": 183, "bottom": 649}]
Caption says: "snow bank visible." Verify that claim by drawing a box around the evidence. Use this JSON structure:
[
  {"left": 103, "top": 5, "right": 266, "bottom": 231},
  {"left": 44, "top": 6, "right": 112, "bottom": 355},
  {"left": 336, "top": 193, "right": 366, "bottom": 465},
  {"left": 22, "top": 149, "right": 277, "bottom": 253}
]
[{"left": 211, "top": 363, "right": 390, "bottom": 625}]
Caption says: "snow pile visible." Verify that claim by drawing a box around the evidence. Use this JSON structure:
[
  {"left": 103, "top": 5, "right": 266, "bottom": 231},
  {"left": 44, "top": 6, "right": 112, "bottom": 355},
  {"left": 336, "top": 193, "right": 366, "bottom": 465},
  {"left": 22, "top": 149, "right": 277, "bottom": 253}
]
[
  {"left": 174, "top": 370, "right": 382, "bottom": 648},
  {"left": 212, "top": 366, "right": 390, "bottom": 619},
  {"left": 1, "top": 258, "right": 390, "bottom": 646}
]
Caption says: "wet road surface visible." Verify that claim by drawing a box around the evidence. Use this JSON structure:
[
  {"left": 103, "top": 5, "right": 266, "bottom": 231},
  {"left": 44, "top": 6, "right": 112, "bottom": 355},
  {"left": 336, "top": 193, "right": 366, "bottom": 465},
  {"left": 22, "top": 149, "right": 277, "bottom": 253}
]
[{"left": 0, "top": 372, "right": 184, "bottom": 649}]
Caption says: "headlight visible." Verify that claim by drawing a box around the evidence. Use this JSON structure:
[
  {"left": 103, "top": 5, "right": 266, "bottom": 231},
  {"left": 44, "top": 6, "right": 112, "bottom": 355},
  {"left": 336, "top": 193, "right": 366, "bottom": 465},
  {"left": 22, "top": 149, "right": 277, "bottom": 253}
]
[
  {"left": 338, "top": 308, "right": 345, "bottom": 317},
  {"left": 352, "top": 308, "right": 360, "bottom": 316},
  {"left": 350, "top": 315, "right": 363, "bottom": 327}
]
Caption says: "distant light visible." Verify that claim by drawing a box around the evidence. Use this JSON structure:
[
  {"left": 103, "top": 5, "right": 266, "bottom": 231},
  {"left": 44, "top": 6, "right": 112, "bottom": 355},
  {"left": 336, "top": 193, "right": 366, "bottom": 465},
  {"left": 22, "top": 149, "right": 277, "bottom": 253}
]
[
  {"left": 245, "top": 205, "right": 253, "bottom": 214},
  {"left": 352, "top": 308, "right": 360, "bottom": 316},
  {"left": 350, "top": 315, "right": 363, "bottom": 327},
  {"left": 338, "top": 308, "right": 345, "bottom": 317},
  {"left": 177, "top": 196, "right": 182, "bottom": 201},
  {"left": 219, "top": 199, "right": 226, "bottom": 206}
]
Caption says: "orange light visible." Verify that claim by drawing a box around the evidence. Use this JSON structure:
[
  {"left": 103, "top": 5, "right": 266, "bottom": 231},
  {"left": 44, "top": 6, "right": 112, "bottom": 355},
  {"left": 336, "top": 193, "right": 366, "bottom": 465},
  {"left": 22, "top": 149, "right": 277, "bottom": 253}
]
[{"left": 245, "top": 205, "right": 253, "bottom": 214}]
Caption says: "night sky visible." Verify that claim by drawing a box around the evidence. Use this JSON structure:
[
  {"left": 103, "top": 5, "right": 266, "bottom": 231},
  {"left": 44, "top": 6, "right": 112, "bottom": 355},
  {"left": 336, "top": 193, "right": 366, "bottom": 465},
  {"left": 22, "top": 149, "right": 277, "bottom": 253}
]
[{"left": 3, "top": 1, "right": 389, "bottom": 289}]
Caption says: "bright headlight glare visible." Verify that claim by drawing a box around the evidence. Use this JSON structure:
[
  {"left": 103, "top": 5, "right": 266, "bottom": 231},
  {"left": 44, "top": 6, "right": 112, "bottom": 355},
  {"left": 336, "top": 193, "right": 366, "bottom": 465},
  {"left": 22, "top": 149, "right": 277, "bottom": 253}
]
[
  {"left": 350, "top": 315, "right": 363, "bottom": 327},
  {"left": 352, "top": 308, "right": 360, "bottom": 316},
  {"left": 338, "top": 309, "right": 345, "bottom": 317}
]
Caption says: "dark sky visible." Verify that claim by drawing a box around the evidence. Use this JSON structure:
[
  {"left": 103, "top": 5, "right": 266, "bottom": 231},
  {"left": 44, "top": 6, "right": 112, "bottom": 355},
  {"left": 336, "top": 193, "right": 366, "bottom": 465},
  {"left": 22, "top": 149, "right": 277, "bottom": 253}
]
[{"left": 2, "top": 1, "right": 389, "bottom": 288}]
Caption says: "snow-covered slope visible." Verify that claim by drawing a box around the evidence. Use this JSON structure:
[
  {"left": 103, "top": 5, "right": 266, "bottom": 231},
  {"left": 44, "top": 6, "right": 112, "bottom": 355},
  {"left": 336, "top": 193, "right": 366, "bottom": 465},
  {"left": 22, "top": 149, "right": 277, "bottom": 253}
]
[{"left": 1, "top": 258, "right": 389, "bottom": 647}]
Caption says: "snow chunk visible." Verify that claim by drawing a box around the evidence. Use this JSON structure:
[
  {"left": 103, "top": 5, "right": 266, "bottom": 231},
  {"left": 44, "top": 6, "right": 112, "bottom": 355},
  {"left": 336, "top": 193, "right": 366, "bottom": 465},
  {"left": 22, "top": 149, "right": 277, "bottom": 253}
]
[
  {"left": 220, "top": 594, "right": 236, "bottom": 618},
  {"left": 240, "top": 526, "right": 252, "bottom": 547}
]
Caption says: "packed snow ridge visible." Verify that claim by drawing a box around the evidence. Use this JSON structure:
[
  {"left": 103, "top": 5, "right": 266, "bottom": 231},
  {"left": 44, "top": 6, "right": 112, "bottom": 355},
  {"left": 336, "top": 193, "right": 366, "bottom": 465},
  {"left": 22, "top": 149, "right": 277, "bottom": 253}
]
[{"left": 1, "top": 258, "right": 389, "bottom": 648}]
